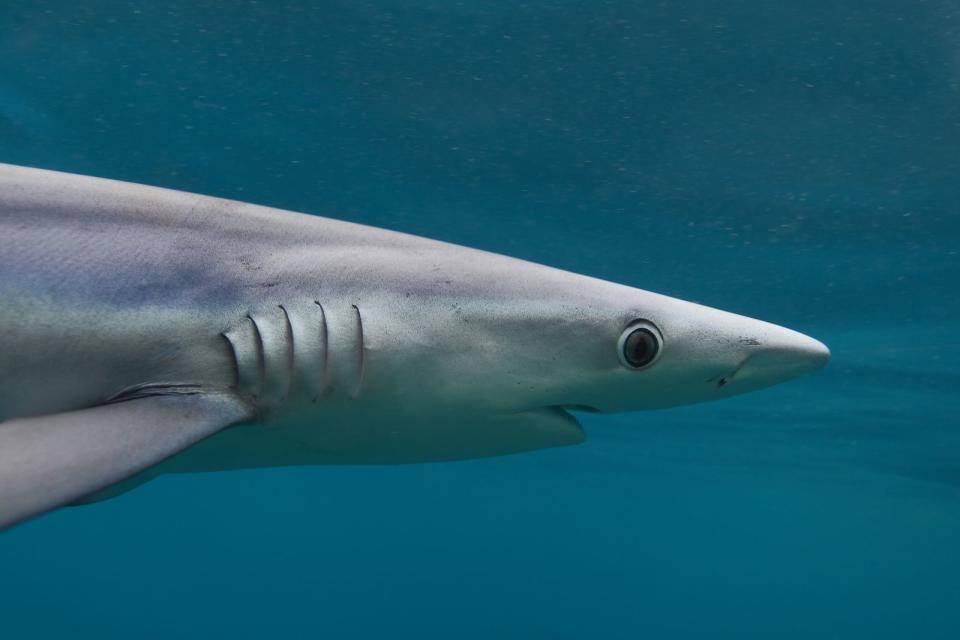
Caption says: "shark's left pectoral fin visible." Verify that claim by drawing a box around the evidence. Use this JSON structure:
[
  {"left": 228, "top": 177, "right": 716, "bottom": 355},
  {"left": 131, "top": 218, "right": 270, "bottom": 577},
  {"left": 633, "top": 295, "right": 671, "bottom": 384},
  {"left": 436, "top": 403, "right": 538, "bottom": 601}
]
[{"left": 0, "top": 392, "right": 253, "bottom": 530}]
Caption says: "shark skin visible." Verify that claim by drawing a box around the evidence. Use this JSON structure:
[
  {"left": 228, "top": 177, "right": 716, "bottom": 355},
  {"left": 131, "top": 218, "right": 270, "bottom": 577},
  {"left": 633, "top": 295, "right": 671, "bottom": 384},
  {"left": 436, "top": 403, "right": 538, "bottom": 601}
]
[{"left": 0, "top": 163, "right": 829, "bottom": 528}]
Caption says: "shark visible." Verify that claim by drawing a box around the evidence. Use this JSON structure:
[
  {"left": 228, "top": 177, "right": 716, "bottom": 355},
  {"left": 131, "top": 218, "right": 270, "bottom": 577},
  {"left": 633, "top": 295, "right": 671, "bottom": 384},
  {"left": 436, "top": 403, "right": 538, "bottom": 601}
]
[{"left": 0, "top": 163, "right": 829, "bottom": 529}]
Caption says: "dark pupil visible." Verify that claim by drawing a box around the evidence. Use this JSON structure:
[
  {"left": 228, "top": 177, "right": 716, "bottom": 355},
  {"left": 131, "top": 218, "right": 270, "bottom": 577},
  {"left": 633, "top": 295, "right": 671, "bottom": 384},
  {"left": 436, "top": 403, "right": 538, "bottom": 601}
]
[{"left": 624, "top": 328, "right": 658, "bottom": 367}]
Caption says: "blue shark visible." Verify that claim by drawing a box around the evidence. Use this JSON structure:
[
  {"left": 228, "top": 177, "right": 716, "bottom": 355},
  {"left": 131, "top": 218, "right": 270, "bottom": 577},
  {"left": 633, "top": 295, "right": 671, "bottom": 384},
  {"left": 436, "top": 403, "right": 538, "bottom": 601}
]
[{"left": 0, "top": 163, "right": 828, "bottom": 528}]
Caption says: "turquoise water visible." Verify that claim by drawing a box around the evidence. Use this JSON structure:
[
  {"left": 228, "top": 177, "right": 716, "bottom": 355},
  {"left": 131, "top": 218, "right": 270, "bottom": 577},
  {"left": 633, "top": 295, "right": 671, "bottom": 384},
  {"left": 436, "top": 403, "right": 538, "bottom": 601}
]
[{"left": 2, "top": 2, "right": 958, "bottom": 637}]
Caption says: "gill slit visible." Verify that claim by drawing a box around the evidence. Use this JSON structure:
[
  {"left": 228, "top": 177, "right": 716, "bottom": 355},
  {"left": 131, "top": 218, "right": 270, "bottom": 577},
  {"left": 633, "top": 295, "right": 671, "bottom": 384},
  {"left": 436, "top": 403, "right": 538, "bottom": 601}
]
[
  {"left": 278, "top": 304, "right": 296, "bottom": 397},
  {"left": 352, "top": 304, "right": 365, "bottom": 399},
  {"left": 220, "top": 332, "right": 240, "bottom": 389},
  {"left": 247, "top": 314, "right": 266, "bottom": 395},
  {"left": 314, "top": 301, "right": 330, "bottom": 394}
]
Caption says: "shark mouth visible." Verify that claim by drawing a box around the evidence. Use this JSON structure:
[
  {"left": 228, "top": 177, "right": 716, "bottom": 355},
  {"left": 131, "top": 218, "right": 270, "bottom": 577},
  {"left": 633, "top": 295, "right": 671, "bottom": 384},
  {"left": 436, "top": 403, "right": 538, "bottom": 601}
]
[{"left": 560, "top": 404, "right": 603, "bottom": 414}]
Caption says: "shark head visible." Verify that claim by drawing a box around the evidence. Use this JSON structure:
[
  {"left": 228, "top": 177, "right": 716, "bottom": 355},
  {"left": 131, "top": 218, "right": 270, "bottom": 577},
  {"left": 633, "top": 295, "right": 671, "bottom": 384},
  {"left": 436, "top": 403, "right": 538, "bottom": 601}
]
[
  {"left": 341, "top": 244, "right": 829, "bottom": 461},
  {"left": 389, "top": 278, "right": 830, "bottom": 414},
  {"left": 529, "top": 289, "right": 831, "bottom": 414}
]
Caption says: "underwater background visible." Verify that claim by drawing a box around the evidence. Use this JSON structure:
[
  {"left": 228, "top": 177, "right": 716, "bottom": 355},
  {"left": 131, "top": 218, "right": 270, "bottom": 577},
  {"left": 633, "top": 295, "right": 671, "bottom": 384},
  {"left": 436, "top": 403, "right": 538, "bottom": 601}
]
[{"left": 1, "top": 1, "right": 958, "bottom": 637}]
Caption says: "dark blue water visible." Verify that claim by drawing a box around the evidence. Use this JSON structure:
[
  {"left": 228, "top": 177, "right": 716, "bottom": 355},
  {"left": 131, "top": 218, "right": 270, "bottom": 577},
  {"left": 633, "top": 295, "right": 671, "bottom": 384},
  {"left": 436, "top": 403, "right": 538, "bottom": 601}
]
[{"left": 2, "top": 2, "right": 958, "bottom": 637}]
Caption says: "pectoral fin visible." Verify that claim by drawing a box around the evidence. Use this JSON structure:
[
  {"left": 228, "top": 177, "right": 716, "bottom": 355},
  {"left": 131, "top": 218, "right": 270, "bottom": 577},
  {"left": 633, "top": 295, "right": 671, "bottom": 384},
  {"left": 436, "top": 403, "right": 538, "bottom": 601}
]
[{"left": 0, "top": 392, "right": 253, "bottom": 530}]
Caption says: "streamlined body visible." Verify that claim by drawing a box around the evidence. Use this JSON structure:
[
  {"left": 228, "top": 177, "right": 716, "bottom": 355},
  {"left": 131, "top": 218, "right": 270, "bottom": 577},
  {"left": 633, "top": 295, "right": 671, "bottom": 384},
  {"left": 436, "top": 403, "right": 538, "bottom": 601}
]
[{"left": 0, "top": 163, "right": 828, "bottom": 528}]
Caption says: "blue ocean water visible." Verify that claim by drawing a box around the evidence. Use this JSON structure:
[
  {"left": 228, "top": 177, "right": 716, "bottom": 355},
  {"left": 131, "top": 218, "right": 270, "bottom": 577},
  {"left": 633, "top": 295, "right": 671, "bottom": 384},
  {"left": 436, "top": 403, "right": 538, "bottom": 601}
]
[{"left": 1, "top": 1, "right": 957, "bottom": 637}]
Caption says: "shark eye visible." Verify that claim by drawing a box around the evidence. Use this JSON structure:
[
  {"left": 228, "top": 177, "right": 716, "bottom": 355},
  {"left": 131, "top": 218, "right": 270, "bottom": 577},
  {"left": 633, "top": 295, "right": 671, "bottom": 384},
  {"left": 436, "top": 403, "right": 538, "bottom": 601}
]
[{"left": 618, "top": 322, "right": 662, "bottom": 369}]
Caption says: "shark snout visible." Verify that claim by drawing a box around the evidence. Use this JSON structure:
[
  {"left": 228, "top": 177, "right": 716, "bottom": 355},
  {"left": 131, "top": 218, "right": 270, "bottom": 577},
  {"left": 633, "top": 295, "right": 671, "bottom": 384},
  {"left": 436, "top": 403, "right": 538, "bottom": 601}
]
[{"left": 719, "top": 331, "right": 829, "bottom": 392}]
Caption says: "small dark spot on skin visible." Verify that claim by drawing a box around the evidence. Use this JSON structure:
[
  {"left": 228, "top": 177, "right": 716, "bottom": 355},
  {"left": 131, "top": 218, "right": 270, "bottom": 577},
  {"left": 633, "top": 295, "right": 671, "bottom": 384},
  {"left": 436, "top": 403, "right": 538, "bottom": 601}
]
[
  {"left": 738, "top": 336, "right": 762, "bottom": 346},
  {"left": 238, "top": 256, "right": 262, "bottom": 272},
  {"left": 717, "top": 377, "right": 728, "bottom": 388}
]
